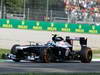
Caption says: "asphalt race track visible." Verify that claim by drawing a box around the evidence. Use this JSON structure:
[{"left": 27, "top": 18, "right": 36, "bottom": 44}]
[
  {"left": 0, "top": 60, "right": 100, "bottom": 73},
  {"left": 0, "top": 29, "right": 100, "bottom": 73}
]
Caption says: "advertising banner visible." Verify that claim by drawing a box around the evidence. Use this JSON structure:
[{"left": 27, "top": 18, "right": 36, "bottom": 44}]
[{"left": 0, "top": 19, "right": 100, "bottom": 34}]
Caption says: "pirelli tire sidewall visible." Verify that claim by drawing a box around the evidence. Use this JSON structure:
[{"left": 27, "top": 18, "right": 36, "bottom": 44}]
[{"left": 80, "top": 46, "right": 92, "bottom": 63}]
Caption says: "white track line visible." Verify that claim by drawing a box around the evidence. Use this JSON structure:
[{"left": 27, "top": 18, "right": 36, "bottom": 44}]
[{"left": 92, "top": 59, "right": 100, "bottom": 61}]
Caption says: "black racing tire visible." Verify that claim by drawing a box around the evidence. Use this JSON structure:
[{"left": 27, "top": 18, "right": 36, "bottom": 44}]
[
  {"left": 80, "top": 47, "right": 92, "bottom": 63},
  {"left": 40, "top": 48, "right": 55, "bottom": 63},
  {"left": 11, "top": 44, "right": 20, "bottom": 54}
]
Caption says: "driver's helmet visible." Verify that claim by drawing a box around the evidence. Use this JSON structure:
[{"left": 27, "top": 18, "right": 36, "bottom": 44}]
[{"left": 52, "top": 34, "right": 64, "bottom": 42}]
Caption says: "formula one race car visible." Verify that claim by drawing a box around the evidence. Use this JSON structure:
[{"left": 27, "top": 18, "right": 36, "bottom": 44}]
[{"left": 9, "top": 34, "right": 92, "bottom": 63}]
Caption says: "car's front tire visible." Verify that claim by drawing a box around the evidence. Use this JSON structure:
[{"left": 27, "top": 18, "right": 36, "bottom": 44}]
[
  {"left": 11, "top": 44, "right": 20, "bottom": 54},
  {"left": 40, "top": 47, "right": 55, "bottom": 63}
]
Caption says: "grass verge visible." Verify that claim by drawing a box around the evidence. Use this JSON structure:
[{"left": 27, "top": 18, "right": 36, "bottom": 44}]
[
  {"left": 93, "top": 50, "right": 100, "bottom": 54},
  {"left": 0, "top": 49, "right": 10, "bottom": 59}
]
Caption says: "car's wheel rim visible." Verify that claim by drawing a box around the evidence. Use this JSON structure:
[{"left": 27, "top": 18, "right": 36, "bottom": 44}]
[
  {"left": 87, "top": 51, "right": 92, "bottom": 62},
  {"left": 44, "top": 49, "right": 50, "bottom": 63}
]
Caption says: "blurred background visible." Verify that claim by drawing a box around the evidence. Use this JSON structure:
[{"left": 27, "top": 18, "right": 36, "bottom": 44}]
[{"left": 0, "top": 0, "right": 100, "bottom": 25}]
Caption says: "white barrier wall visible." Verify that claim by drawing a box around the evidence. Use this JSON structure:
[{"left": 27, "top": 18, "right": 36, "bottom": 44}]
[{"left": 0, "top": 28, "right": 100, "bottom": 50}]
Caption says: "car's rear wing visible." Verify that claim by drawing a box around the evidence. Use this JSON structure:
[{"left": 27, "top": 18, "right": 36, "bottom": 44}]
[{"left": 65, "top": 36, "right": 87, "bottom": 46}]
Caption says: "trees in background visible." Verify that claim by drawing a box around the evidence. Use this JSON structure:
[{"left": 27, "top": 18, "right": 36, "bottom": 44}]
[
  {"left": 0, "top": 0, "right": 64, "bottom": 12},
  {"left": 0, "top": 0, "right": 24, "bottom": 13},
  {"left": 26, "top": 0, "right": 64, "bottom": 10},
  {"left": 6, "top": 0, "right": 23, "bottom": 13},
  {"left": 0, "top": 0, "right": 64, "bottom": 19}
]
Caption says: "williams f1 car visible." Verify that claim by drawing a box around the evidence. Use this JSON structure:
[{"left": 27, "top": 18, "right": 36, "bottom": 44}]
[{"left": 9, "top": 34, "right": 92, "bottom": 63}]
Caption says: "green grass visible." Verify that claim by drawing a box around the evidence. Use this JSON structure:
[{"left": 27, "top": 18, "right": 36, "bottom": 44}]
[
  {"left": 93, "top": 50, "right": 100, "bottom": 54},
  {"left": 93, "top": 56, "right": 100, "bottom": 59},
  {"left": 0, "top": 49, "right": 10, "bottom": 59},
  {"left": 0, "top": 73, "right": 100, "bottom": 75},
  {"left": 92, "top": 50, "right": 100, "bottom": 59}
]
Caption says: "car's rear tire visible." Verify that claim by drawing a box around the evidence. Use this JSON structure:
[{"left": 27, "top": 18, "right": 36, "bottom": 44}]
[{"left": 80, "top": 47, "right": 92, "bottom": 63}]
